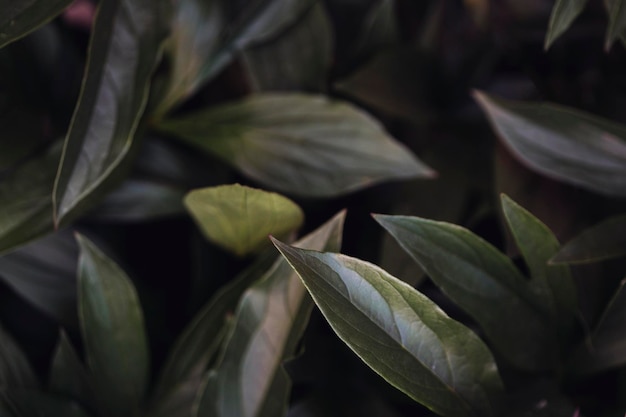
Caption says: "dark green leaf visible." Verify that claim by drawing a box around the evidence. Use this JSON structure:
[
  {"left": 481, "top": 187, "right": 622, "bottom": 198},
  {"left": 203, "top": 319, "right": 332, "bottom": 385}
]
[
  {"left": 158, "top": 94, "right": 435, "bottom": 197},
  {"left": 375, "top": 214, "right": 558, "bottom": 371},
  {"left": 0, "top": 0, "right": 73, "bottom": 49},
  {"left": 53, "top": 0, "right": 170, "bottom": 226},
  {"left": 149, "top": 375, "right": 203, "bottom": 417},
  {"left": 0, "top": 323, "right": 37, "bottom": 389},
  {"left": 551, "top": 214, "right": 626, "bottom": 264},
  {"left": 0, "top": 230, "right": 77, "bottom": 326},
  {"left": 544, "top": 0, "right": 588, "bottom": 49},
  {"left": 76, "top": 234, "right": 149, "bottom": 416},
  {"left": 196, "top": 211, "right": 345, "bottom": 417},
  {"left": 474, "top": 91, "right": 626, "bottom": 198},
  {"left": 156, "top": 0, "right": 315, "bottom": 115},
  {"left": 606, "top": 0, "right": 626, "bottom": 50},
  {"left": 272, "top": 240, "right": 504, "bottom": 417},
  {"left": 500, "top": 195, "right": 578, "bottom": 341},
  {"left": 184, "top": 184, "right": 304, "bottom": 256},
  {"left": 6, "top": 390, "right": 94, "bottom": 417},
  {"left": 242, "top": 3, "right": 332, "bottom": 92},
  {"left": 353, "top": 0, "right": 399, "bottom": 58},
  {"left": 0, "top": 395, "right": 17, "bottom": 417}
]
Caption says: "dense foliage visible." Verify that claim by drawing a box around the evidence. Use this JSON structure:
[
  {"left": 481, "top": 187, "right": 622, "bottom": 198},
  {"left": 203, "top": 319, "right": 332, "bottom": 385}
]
[{"left": 1, "top": 0, "right": 625, "bottom": 416}]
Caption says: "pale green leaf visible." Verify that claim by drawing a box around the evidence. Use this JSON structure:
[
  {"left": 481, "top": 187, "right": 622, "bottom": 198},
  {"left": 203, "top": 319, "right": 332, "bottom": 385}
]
[
  {"left": 196, "top": 211, "right": 345, "bottom": 417},
  {"left": 0, "top": 0, "right": 73, "bottom": 49},
  {"left": 184, "top": 184, "right": 304, "bottom": 256},
  {"left": 544, "top": 0, "right": 588, "bottom": 49},
  {"left": 474, "top": 91, "right": 626, "bottom": 197},
  {"left": 53, "top": 0, "right": 170, "bottom": 226},
  {"left": 158, "top": 94, "right": 435, "bottom": 197},
  {"left": 375, "top": 214, "right": 558, "bottom": 371},
  {"left": 77, "top": 234, "right": 149, "bottom": 416},
  {"left": 272, "top": 241, "right": 504, "bottom": 417}
]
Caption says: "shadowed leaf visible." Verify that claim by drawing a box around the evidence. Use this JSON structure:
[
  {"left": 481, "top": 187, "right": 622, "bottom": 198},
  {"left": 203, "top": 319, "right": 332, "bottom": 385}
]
[
  {"left": 544, "top": 0, "right": 588, "bottom": 49},
  {"left": 0, "top": 0, "right": 73, "bottom": 49}
]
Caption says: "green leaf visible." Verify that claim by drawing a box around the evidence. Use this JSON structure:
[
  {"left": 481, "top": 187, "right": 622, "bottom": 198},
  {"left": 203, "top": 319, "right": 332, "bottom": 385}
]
[
  {"left": 0, "top": 0, "right": 73, "bottom": 49},
  {"left": 156, "top": 0, "right": 315, "bottom": 115},
  {"left": 474, "top": 91, "right": 626, "bottom": 198},
  {"left": 0, "top": 144, "right": 59, "bottom": 255},
  {"left": 375, "top": 214, "right": 558, "bottom": 371},
  {"left": 196, "top": 211, "right": 345, "bottom": 417},
  {"left": 353, "top": 0, "right": 399, "bottom": 58},
  {"left": 272, "top": 240, "right": 503, "bottom": 417},
  {"left": 6, "top": 390, "right": 94, "bottom": 417},
  {"left": 76, "top": 234, "right": 149, "bottom": 416},
  {"left": 53, "top": 0, "right": 170, "bottom": 226},
  {"left": 241, "top": 3, "right": 332, "bottom": 93},
  {"left": 158, "top": 94, "right": 435, "bottom": 197},
  {"left": 606, "top": 0, "right": 626, "bottom": 50},
  {"left": 0, "top": 395, "right": 17, "bottom": 417},
  {"left": 551, "top": 214, "right": 626, "bottom": 264},
  {"left": 184, "top": 184, "right": 304, "bottom": 256},
  {"left": 544, "top": 0, "right": 588, "bottom": 49},
  {"left": 149, "top": 375, "right": 203, "bottom": 417},
  {"left": 0, "top": 323, "right": 37, "bottom": 389},
  {"left": 500, "top": 194, "right": 578, "bottom": 341},
  {"left": 153, "top": 250, "right": 277, "bottom": 400},
  {"left": 0, "top": 230, "right": 77, "bottom": 326}
]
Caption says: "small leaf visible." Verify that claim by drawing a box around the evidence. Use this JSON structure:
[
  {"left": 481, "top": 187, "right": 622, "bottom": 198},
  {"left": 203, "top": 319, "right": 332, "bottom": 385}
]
[
  {"left": 0, "top": 323, "right": 37, "bottom": 389},
  {"left": 272, "top": 241, "right": 503, "bottom": 417},
  {"left": 544, "top": 0, "right": 588, "bottom": 49},
  {"left": 0, "top": 0, "right": 73, "bottom": 49},
  {"left": 76, "top": 234, "right": 149, "bottom": 416},
  {"left": 196, "top": 211, "right": 345, "bottom": 417},
  {"left": 375, "top": 214, "right": 558, "bottom": 371},
  {"left": 158, "top": 94, "right": 435, "bottom": 197},
  {"left": 184, "top": 184, "right": 304, "bottom": 256},
  {"left": 606, "top": 0, "right": 626, "bottom": 50},
  {"left": 53, "top": 0, "right": 170, "bottom": 226},
  {"left": 474, "top": 91, "right": 626, "bottom": 198},
  {"left": 551, "top": 214, "right": 626, "bottom": 264},
  {"left": 500, "top": 194, "right": 578, "bottom": 342}
]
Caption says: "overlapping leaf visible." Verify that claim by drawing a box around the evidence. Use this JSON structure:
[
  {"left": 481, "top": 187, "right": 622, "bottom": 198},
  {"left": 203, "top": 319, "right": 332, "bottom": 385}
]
[
  {"left": 53, "top": 0, "right": 170, "bottom": 226},
  {"left": 544, "top": 0, "right": 588, "bottom": 49},
  {"left": 49, "top": 331, "right": 95, "bottom": 409},
  {"left": 0, "top": 0, "right": 73, "bottom": 49},
  {"left": 0, "top": 324, "right": 37, "bottom": 389},
  {"left": 158, "top": 94, "right": 435, "bottom": 197},
  {"left": 474, "top": 91, "right": 626, "bottom": 198},
  {"left": 273, "top": 240, "right": 504, "bottom": 417},
  {"left": 375, "top": 214, "right": 558, "bottom": 371}
]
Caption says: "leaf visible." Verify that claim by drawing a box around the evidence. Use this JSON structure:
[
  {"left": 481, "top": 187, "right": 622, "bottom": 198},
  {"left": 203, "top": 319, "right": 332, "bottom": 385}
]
[
  {"left": 155, "top": 0, "right": 315, "bottom": 116},
  {"left": 272, "top": 240, "right": 504, "bottom": 417},
  {"left": 196, "top": 211, "right": 345, "bottom": 417},
  {"left": 0, "top": 229, "right": 77, "bottom": 326},
  {"left": 6, "top": 390, "right": 94, "bottom": 417},
  {"left": 0, "top": 0, "right": 73, "bottom": 49},
  {"left": 474, "top": 91, "right": 626, "bottom": 198},
  {"left": 0, "top": 144, "right": 59, "bottom": 255},
  {"left": 353, "top": 0, "right": 399, "bottom": 58},
  {"left": 544, "top": 0, "right": 588, "bottom": 49},
  {"left": 76, "top": 234, "right": 149, "bottom": 416},
  {"left": 375, "top": 214, "right": 558, "bottom": 371},
  {"left": 53, "top": 0, "right": 170, "bottom": 226},
  {"left": 184, "top": 184, "right": 304, "bottom": 256},
  {"left": 149, "top": 375, "right": 204, "bottom": 417},
  {"left": 241, "top": 3, "right": 333, "bottom": 92},
  {"left": 0, "top": 323, "right": 37, "bottom": 389},
  {"left": 551, "top": 214, "right": 626, "bottom": 264},
  {"left": 0, "top": 395, "right": 17, "bottom": 417},
  {"left": 500, "top": 194, "right": 578, "bottom": 342},
  {"left": 158, "top": 94, "right": 435, "bottom": 197},
  {"left": 606, "top": 0, "right": 626, "bottom": 50}
]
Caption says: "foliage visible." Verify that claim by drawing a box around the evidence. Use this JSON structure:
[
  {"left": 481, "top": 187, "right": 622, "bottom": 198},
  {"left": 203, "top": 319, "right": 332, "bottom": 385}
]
[{"left": 1, "top": 0, "right": 626, "bottom": 417}]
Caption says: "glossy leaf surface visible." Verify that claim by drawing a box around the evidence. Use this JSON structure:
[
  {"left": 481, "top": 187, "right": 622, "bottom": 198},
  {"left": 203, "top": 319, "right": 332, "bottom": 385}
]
[
  {"left": 273, "top": 240, "right": 503, "bottom": 417},
  {"left": 77, "top": 234, "right": 149, "bottom": 416},
  {"left": 196, "top": 211, "right": 345, "bottom": 417},
  {"left": 0, "top": 0, "right": 73, "bottom": 49},
  {"left": 53, "top": 0, "right": 169, "bottom": 225},
  {"left": 375, "top": 214, "right": 557, "bottom": 371},
  {"left": 474, "top": 91, "right": 626, "bottom": 197},
  {"left": 544, "top": 0, "right": 588, "bottom": 49},
  {"left": 158, "top": 94, "right": 435, "bottom": 197},
  {"left": 184, "top": 184, "right": 304, "bottom": 256}
]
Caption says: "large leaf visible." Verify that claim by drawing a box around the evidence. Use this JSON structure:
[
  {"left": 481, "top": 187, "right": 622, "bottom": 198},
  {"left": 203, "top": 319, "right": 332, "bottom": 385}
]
[
  {"left": 158, "top": 94, "right": 435, "bottom": 197},
  {"left": 474, "top": 91, "right": 626, "bottom": 198},
  {"left": 196, "top": 211, "right": 345, "bottom": 417},
  {"left": 0, "top": 323, "right": 37, "bottom": 389},
  {"left": 0, "top": 230, "right": 77, "bottom": 326},
  {"left": 375, "top": 214, "right": 558, "bottom": 371},
  {"left": 544, "top": 0, "right": 588, "bottom": 49},
  {"left": 76, "top": 234, "right": 149, "bottom": 416},
  {"left": 184, "top": 184, "right": 304, "bottom": 256},
  {"left": 500, "top": 194, "right": 578, "bottom": 341},
  {"left": 551, "top": 214, "right": 626, "bottom": 264},
  {"left": 53, "top": 0, "right": 170, "bottom": 226},
  {"left": 0, "top": 0, "right": 73, "bottom": 49},
  {"left": 155, "top": 0, "right": 315, "bottom": 115},
  {"left": 272, "top": 240, "right": 504, "bottom": 417}
]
